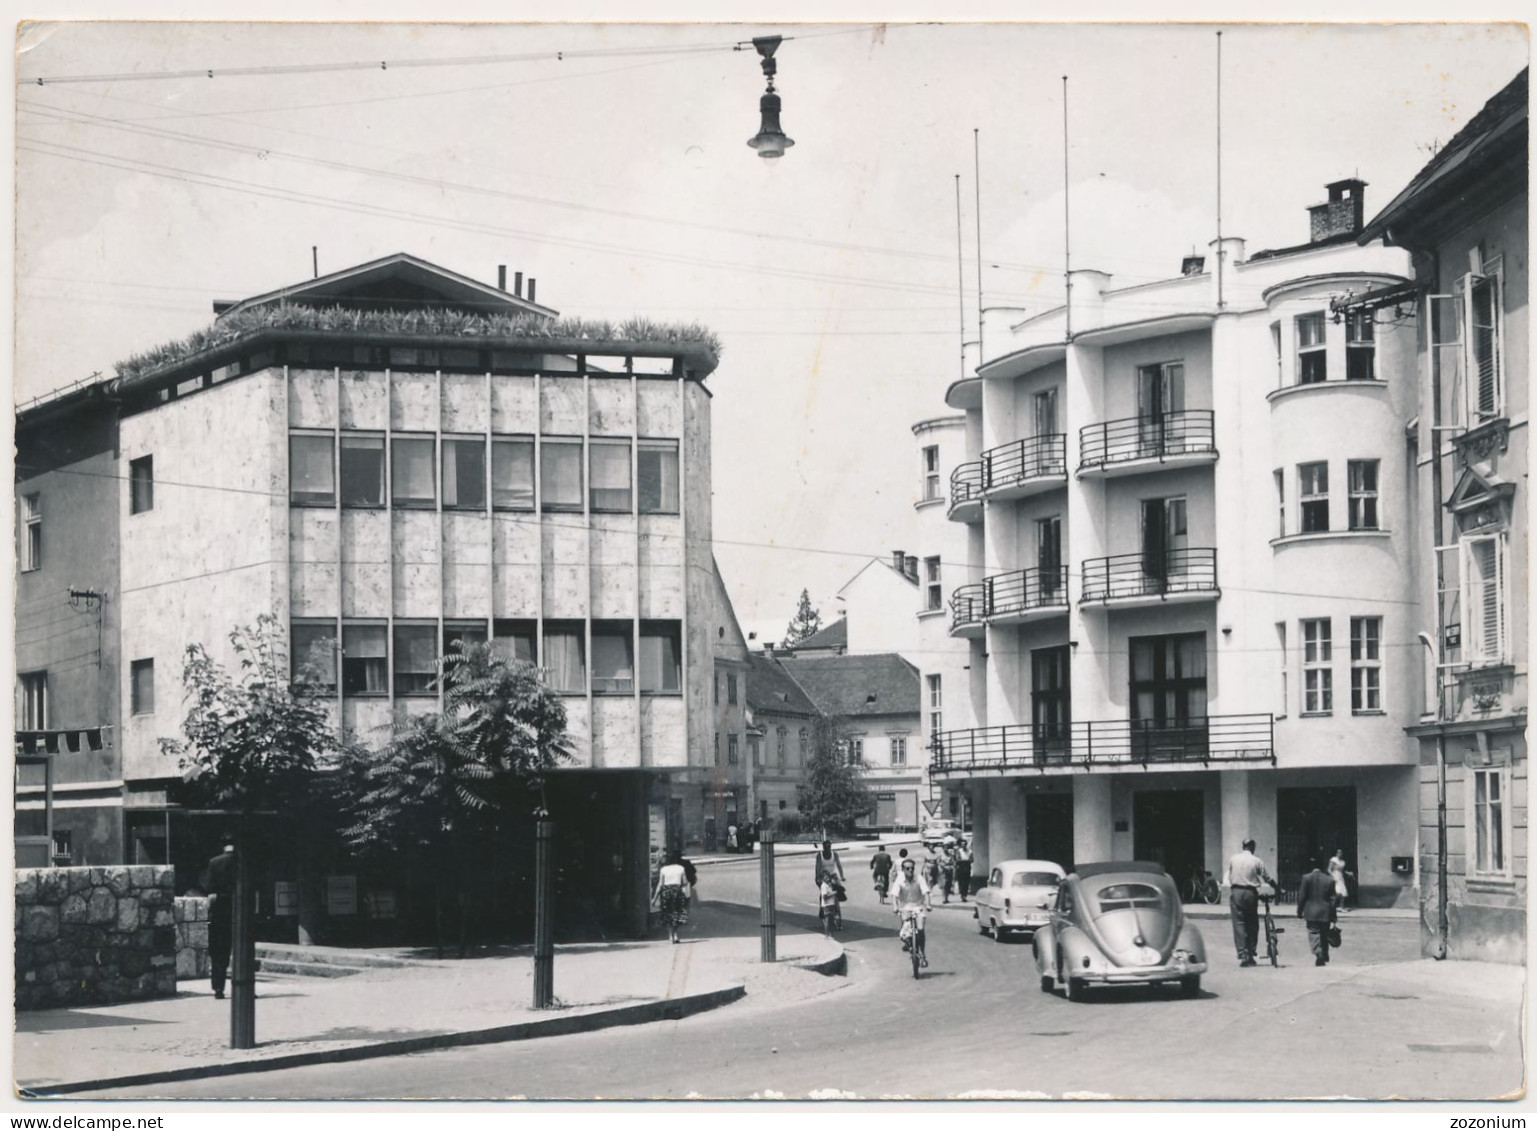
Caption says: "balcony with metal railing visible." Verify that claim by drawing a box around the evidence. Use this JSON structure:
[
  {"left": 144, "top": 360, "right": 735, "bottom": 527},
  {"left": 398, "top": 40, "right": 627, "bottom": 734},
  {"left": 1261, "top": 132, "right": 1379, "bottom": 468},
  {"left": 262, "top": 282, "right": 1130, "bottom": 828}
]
[
  {"left": 985, "top": 566, "right": 1069, "bottom": 624},
  {"left": 981, "top": 434, "right": 1068, "bottom": 501},
  {"left": 947, "top": 462, "right": 984, "bottom": 523},
  {"left": 930, "top": 713, "right": 1275, "bottom": 776},
  {"left": 1079, "top": 548, "right": 1219, "bottom": 607},
  {"left": 1078, "top": 410, "right": 1218, "bottom": 478},
  {"left": 949, "top": 583, "right": 986, "bottom": 638}
]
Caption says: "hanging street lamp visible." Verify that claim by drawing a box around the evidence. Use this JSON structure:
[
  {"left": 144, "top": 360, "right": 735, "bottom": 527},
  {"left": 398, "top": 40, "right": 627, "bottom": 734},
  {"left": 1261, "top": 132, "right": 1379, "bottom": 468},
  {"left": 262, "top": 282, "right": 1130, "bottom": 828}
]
[{"left": 747, "top": 35, "right": 794, "bottom": 162}]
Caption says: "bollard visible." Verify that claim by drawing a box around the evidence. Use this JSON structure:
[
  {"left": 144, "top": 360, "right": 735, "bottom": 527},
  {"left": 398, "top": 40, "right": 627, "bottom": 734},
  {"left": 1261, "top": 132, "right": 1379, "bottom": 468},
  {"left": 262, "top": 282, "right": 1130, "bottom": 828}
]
[
  {"left": 230, "top": 845, "right": 256, "bottom": 1050},
  {"left": 759, "top": 827, "right": 777, "bottom": 963},
  {"left": 533, "top": 817, "right": 555, "bottom": 1008}
]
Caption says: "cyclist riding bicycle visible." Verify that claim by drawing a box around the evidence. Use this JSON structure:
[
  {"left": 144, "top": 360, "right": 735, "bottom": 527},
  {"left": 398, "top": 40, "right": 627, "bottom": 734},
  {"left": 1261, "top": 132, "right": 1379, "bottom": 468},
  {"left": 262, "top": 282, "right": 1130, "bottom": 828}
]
[
  {"left": 892, "top": 858, "right": 933, "bottom": 968},
  {"left": 870, "top": 844, "right": 893, "bottom": 903}
]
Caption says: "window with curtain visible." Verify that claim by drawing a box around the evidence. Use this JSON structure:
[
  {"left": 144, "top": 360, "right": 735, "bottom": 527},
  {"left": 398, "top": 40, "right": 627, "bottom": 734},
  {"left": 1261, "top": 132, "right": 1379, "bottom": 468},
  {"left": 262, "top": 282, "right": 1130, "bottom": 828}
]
[
  {"left": 638, "top": 440, "right": 680, "bottom": 514},
  {"left": 492, "top": 619, "right": 538, "bottom": 665},
  {"left": 492, "top": 437, "right": 535, "bottom": 510},
  {"left": 543, "top": 622, "right": 586, "bottom": 693},
  {"left": 392, "top": 436, "right": 436, "bottom": 508},
  {"left": 340, "top": 434, "right": 385, "bottom": 506},
  {"left": 542, "top": 438, "right": 584, "bottom": 511},
  {"left": 442, "top": 437, "right": 486, "bottom": 510},
  {"left": 639, "top": 621, "right": 681, "bottom": 693},
  {"left": 342, "top": 623, "right": 387, "bottom": 695},
  {"left": 592, "top": 621, "right": 635, "bottom": 694},
  {"left": 393, "top": 624, "right": 439, "bottom": 695},
  {"left": 291, "top": 621, "right": 337, "bottom": 691},
  {"left": 290, "top": 434, "right": 334, "bottom": 505},
  {"left": 589, "top": 439, "right": 632, "bottom": 512}
]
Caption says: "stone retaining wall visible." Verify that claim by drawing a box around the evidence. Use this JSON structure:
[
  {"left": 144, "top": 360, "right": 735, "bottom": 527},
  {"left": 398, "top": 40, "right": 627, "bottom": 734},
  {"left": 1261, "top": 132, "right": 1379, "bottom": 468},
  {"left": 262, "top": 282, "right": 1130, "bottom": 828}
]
[
  {"left": 175, "top": 896, "right": 211, "bottom": 979},
  {"left": 15, "top": 866, "right": 178, "bottom": 1010}
]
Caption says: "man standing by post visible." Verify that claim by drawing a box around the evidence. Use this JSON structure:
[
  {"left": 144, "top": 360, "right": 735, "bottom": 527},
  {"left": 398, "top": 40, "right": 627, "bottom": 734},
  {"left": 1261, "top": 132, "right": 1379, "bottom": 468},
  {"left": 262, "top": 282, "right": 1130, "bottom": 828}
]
[
  {"left": 1223, "top": 838, "right": 1272, "bottom": 968},
  {"left": 202, "top": 841, "right": 236, "bottom": 1000}
]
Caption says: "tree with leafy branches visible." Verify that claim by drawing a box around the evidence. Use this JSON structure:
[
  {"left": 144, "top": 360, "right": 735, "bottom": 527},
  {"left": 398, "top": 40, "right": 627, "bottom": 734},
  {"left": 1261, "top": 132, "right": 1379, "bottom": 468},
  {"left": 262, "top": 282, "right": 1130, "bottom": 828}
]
[
  {"left": 782, "top": 589, "right": 824, "bottom": 649},
  {"left": 796, "top": 714, "right": 876, "bottom": 838},
  {"left": 335, "top": 641, "right": 571, "bottom": 955}
]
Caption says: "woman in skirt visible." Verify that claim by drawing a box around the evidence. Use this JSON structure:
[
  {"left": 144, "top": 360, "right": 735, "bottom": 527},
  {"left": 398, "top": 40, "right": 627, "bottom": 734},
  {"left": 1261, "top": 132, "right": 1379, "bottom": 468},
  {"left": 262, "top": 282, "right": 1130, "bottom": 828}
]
[{"left": 652, "top": 849, "right": 691, "bottom": 943}]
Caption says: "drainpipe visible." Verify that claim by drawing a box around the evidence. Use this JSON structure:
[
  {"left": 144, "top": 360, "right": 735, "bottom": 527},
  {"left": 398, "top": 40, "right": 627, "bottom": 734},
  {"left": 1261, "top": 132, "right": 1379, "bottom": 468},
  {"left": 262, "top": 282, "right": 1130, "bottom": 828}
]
[
  {"left": 1421, "top": 244, "right": 1449, "bottom": 960},
  {"left": 1435, "top": 733, "right": 1449, "bottom": 959}
]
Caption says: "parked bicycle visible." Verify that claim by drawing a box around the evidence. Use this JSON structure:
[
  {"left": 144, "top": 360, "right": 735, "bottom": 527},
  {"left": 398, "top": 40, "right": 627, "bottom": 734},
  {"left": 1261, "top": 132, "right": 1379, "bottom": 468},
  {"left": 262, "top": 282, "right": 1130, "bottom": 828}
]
[
  {"left": 1185, "top": 865, "right": 1221, "bottom": 905},
  {"left": 1260, "top": 894, "right": 1285, "bottom": 967}
]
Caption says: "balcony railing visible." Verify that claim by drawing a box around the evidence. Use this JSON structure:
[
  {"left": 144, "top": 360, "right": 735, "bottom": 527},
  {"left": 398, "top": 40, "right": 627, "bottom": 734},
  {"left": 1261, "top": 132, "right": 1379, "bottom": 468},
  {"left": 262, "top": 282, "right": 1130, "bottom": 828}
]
[
  {"left": 950, "top": 583, "right": 986, "bottom": 633},
  {"left": 949, "top": 462, "right": 983, "bottom": 512},
  {"left": 1078, "top": 410, "right": 1216, "bottom": 472},
  {"left": 1080, "top": 548, "right": 1218, "bottom": 602},
  {"left": 986, "top": 566, "right": 1069, "bottom": 617},
  {"left": 930, "top": 713, "right": 1275, "bottom": 774},
  {"left": 982, "top": 435, "right": 1067, "bottom": 491}
]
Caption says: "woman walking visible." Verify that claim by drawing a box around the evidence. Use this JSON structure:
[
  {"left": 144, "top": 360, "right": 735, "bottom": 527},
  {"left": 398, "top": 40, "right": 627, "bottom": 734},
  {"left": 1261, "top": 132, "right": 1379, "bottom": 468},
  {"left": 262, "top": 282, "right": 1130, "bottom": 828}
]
[
  {"left": 651, "top": 849, "right": 691, "bottom": 944},
  {"left": 1328, "top": 849, "right": 1351, "bottom": 913}
]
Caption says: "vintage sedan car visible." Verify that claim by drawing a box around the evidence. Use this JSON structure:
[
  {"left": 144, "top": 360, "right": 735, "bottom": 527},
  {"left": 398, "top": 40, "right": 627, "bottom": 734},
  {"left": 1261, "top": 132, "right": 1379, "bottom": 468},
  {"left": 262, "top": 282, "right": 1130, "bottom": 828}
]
[
  {"left": 973, "top": 859, "right": 1065, "bottom": 940},
  {"left": 920, "top": 819, "right": 963, "bottom": 848},
  {"left": 1033, "top": 861, "right": 1207, "bottom": 1000}
]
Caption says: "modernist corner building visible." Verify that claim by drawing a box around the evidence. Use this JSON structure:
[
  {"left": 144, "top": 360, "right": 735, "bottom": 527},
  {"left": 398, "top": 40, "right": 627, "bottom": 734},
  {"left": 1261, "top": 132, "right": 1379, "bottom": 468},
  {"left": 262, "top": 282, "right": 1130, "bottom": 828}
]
[
  {"left": 15, "top": 252, "right": 723, "bottom": 939},
  {"left": 932, "top": 180, "right": 1432, "bottom": 909}
]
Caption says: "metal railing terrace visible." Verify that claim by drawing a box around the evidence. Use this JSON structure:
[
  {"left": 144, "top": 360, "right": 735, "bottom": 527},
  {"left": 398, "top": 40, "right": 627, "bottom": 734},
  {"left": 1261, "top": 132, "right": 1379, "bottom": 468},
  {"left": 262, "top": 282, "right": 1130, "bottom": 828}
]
[
  {"left": 930, "top": 713, "right": 1275, "bottom": 773},
  {"left": 1078, "top": 410, "right": 1216, "bottom": 472},
  {"left": 982, "top": 434, "right": 1067, "bottom": 490},
  {"left": 986, "top": 566, "right": 1069, "bottom": 617},
  {"left": 950, "top": 583, "right": 986, "bottom": 632},
  {"left": 1079, "top": 548, "right": 1218, "bottom": 602},
  {"left": 949, "top": 462, "right": 983, "bottom": 510}
]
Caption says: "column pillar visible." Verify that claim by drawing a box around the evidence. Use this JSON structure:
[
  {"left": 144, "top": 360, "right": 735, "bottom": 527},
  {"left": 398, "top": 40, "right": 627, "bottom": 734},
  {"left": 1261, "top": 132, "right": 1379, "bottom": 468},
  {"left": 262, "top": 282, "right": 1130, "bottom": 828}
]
[
  {"left": 1072, "top": 774, "right": 1112, "bottom": 867},
  {"left": 1220, "top": 769, "right": 1252, "bottom": 873}
]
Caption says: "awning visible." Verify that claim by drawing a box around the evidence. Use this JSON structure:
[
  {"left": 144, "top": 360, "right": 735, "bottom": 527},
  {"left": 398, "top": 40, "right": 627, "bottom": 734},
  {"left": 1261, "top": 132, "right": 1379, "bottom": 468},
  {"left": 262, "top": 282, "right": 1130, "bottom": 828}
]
[{"left": 14, "top": 728, "right": 112, "bottom": 754}]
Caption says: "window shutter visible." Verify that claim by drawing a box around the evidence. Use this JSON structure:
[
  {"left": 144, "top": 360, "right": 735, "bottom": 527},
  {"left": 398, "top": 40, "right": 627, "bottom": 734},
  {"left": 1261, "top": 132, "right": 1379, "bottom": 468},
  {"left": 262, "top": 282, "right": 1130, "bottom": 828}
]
[{"left": 1463, "top": 537, "right": 1505, "bottom": 663}]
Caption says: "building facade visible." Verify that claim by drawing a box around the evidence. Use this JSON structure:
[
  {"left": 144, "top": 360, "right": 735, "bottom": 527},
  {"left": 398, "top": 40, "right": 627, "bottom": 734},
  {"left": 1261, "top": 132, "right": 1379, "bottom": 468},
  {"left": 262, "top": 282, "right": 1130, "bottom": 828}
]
[
  {"left": 28, "top": 252, "right": 721, "bottom": 939},
  {"left": 934, "top": 183, "right": 1425, "bottom": 906},
  {"left": 1358, "top": 69, "right": 1528, "bottom": 962},
  {"left": 744, "top": 651, "right": 822, "bottom": 822}
]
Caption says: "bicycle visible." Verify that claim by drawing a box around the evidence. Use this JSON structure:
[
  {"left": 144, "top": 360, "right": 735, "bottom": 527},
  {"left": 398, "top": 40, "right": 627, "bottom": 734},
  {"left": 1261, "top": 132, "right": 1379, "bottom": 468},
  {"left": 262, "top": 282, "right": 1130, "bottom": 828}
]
[
  {"left": 1260, "top": 895, "right": 1285, "bottom": 967},
  {"left": 898, "top": 907, "right": 929, "bottom": 979},
  {"left": 1185, "top": 866, "right": 1221, "bottom": 905},
  {"left": 873, "top": 871, "right": 890, "bottom": 904}
]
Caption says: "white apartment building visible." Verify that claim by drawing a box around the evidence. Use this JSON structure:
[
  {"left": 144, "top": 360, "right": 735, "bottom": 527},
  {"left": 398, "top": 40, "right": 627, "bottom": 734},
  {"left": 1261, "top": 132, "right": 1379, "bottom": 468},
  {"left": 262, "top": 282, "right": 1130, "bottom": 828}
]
[{"left": 934, "top": 181, "right": 1424, "bottom": 905}]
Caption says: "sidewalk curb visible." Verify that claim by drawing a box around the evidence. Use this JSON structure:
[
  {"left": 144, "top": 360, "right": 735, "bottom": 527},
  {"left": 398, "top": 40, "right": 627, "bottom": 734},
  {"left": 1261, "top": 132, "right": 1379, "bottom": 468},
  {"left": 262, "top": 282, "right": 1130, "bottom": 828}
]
[{"left": 19, "top": 983, "right": 747, "bottom": 1098}]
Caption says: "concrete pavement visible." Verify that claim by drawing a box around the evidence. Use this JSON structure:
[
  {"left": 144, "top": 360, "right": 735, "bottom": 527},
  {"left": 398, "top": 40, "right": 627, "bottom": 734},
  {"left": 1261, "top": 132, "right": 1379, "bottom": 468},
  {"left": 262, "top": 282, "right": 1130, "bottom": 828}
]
[{"left": 14, "top": 900, "right": 846, "bottom": 1097}]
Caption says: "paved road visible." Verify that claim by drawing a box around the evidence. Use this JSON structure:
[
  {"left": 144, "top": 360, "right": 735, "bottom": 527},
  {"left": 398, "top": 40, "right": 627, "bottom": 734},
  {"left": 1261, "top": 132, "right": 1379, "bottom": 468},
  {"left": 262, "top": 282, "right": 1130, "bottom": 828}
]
[{"left": 100, "top": 847, "right": 1523, "bottom": 1102}]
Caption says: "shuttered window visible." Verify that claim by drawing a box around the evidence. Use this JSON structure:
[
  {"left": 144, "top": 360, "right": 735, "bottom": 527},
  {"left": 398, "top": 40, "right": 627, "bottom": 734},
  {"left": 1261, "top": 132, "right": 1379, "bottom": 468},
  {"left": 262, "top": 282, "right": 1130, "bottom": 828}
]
[{"left": 1461, "top": 534, "right": 1508, "bottom": 664}]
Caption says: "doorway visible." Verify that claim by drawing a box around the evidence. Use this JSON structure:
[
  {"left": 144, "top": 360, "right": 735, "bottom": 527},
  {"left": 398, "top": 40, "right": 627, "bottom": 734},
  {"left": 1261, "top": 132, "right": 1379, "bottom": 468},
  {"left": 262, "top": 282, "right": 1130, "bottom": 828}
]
[
  {"left": 1276, "top": 786, "right": 1357, "bottom": 900},
  {"left": 1025, "top": 793, "right": 1074, "bottom": 870},
  {"left": 1132, "top": 789, "right": 1206, "bottom": 887}
]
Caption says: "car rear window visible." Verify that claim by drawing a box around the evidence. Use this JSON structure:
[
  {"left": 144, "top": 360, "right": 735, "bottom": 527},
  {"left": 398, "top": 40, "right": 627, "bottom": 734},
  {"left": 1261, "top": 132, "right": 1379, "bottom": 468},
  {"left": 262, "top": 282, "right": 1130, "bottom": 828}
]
[
  {"left": 1011, "top": 872, "right": 1060, "bottom": 887},
  {"left": 1095, "top": 882, "right": 1163, "bottom": 912}
]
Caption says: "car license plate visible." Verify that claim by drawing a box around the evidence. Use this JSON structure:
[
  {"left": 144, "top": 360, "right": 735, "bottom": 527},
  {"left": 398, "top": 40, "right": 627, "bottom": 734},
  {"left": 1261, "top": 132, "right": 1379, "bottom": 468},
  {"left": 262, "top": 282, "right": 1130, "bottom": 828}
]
[{"left": 1134, "top": 946, "right": 1162, "bottom": 966}]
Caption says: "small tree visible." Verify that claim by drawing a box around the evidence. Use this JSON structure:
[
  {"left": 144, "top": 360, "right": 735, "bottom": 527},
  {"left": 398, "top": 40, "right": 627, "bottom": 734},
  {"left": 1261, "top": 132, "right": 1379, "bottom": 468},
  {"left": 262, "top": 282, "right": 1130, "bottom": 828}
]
[
  {"left": 782, "top": 589, "right": 824, "bottom": 649},
  {"left": 796, "top": 715, "right": 876, "bottom": 838}
]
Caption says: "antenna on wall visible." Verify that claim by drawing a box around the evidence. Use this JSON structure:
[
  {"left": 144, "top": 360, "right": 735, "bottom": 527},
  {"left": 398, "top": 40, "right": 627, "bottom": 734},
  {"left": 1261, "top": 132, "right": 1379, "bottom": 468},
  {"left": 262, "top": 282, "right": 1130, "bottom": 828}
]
[
  {"left": 955, "top": 173, "right": 966, "bottom": 383},
  {"left": 1062, "top": 75, "right": 1072, "bottom": 340},
  {"left": 973, "top": 128, "right": 985, "bottom": 358},
  {"left": 1215, "top": 31, "right": 1225, "bottom": 310}
]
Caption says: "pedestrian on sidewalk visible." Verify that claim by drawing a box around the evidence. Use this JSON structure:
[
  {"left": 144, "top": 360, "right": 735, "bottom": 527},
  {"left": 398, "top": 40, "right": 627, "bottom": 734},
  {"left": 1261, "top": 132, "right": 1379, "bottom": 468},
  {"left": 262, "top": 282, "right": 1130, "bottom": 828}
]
[
  {"left": 200, "top": 841, "right": 236, "bottom": 1000},
  {"left": 922, "top": 850, "right": 943, "bottom": 900},
  {"left": 955, "top": 838, "right": 974, "bottom": 901},
  {"left": 1298, "top": 858, "right": 1337, "bottom": 966},
  {"left": 652, "top": 849, "right": 691, "bottom": 944},
  {"left": 1223, "top": 838, "right": 1274, "bottom": 968},
  {"left": 1328, "top": 849, "right": 1351, "bottom": 913},
  {"left": 938, "top": 842, "right": 957, "bottom": 903}
]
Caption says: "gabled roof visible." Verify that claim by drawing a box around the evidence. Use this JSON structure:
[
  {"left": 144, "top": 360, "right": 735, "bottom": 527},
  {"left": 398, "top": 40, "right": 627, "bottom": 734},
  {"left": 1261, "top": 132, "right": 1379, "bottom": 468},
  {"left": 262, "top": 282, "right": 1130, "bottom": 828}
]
[
  {"left": 835, "top": 556, "right": 919, "bottom": 598},
  {"left": 777, "top": 653, "right": 921, "bottom": 719},
  {"left": 1360, "top": 68, "right": 1529, "bottom": 244},
  {"left": 745, "top": 654, "right": 821, "bottom": 717},
  {"left": 213, "top": 251, "right": 559, "bottom": 321},
  {"left": 789, "top": 617, "right": 847, "bottom": 654}
]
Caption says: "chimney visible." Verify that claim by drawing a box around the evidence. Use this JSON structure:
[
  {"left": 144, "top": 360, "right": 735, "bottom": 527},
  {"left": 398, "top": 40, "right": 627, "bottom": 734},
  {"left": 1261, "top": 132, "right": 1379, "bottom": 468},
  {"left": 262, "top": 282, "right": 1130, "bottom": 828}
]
[
  {"left": 497, "top": 265, "right": 507, "bottom": 291},
  {"left": 904, "top": 554, "right": 919, "bottom": 582},
  {"left": 1181, "top": 255, "right": 1205, "bottom": 277},
  {"left": 892, "top": 549, "right": 906, "bottom": 574},
  {"left": 528, "top": 278, "right": 537, "bottom": 304},
  {"left": 514, "top": 271, "right": 524, "bottom": 298},
  {"left": 1308, "top": 179, "right": 1367, "bottom": 243}
]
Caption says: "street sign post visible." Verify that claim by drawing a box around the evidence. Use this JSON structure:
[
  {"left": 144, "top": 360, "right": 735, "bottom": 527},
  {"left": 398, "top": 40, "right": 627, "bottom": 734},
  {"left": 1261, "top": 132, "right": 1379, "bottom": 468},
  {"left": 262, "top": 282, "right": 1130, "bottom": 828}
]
[
  {"left": 533, "top": 817, "right": 555, "bottom": 1008},
  {"left": 759, "top": 827, "right": 776, "bottom": 962}
]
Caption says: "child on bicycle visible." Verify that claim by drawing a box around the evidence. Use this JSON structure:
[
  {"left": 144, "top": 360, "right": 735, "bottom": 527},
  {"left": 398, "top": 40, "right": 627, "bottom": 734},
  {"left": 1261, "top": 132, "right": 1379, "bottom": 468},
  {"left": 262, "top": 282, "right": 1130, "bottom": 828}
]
[
  {"left": 892, "top": 858, "right": 933, "bottom": 966},
  {"left": 819, "top": 876, "right": 841, "bottom": 935}
]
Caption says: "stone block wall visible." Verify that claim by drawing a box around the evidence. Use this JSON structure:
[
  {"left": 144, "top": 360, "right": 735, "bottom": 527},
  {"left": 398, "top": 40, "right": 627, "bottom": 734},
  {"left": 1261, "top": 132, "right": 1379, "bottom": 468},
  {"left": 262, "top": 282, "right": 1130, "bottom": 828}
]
[
  {"left": 15, "top": 865, "right": 178, "bottom": 1010},
  {"left": 175, "top": 896, "right": 211, "bottom": 979}
]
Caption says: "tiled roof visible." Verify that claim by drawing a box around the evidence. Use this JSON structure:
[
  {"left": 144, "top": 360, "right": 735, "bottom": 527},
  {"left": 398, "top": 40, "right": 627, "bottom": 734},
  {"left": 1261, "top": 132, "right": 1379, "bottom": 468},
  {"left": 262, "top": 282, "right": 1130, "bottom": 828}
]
[
  {"left": 789, "top": 617, "right": 847, "bottom": 653},
  {"left": 745, "top": 654, "right": 820, "bottom": 717},
  {"left": 777, "top": 653, "right": 921, "bottom": 719}
]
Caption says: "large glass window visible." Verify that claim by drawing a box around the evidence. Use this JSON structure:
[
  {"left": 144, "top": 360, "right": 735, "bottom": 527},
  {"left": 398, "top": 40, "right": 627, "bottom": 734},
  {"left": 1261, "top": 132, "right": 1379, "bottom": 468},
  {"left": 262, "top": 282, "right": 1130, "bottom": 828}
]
[
  {"left": 1296, "top": 312, "right": 1327, "bottom": 384},
  {"left": 342, "top": 623, "right": 387, "bottom": 695},
  {"left": 392, "top": 436, "right": 436, "bottom": 508},
  {"left": 1348, "top": 460, "right": 1379, "bottom": 531},
  {"left": 541, "top": 438, "right": 584, "bottom": 511},
  {"left": 443, "top": 621, "right": 488, "bottom": 662},
  {"left": 591, "top": 621, "right": 635, "bottom": 694},
  {"left": 1299, "top": 462, "right": 1329, "bottom": 533},
  {"left": 590, "top": 439, "right": 633, "bottom": 513},
  {"left": 543, "top": 621, "right": 586, "bottom": 693},
  {"left": 639, "top": 621, "right": 681, "bottom": 693},
  {"left": 1350, "top": 616, "right": 1381, "bottom": 713},
  {"left": 1473, "top": 767, "right": 1510, "bottom": 875},
  {"left": 130, "top": 455, "right": 155, "bottom": 514},
  {"left": 340, "top": 434, "right": 385, "bottom": 507},
  {"left": 291, "top": 621, "right": 337, "bottom": 691},
  {"left": 442, "top": 437, "right": 486, "bottom": 511},
  {"left": 492, "top": 437, "right": 535, "bottom": 510},
  {"left": 1346, "top": 311, "right": 1376, "bottom": 380},
  {"left": 492, "top": 619, "right": 537, "bottom": 665},
  {"left": 638, "top": 440, "right": 680, "bottom": 514},
  {"left": 1032, "top": 645, "right": 1072, "bottom": 755},
  {"left": 290, "top": 435, "right": 334, "bottom": 506},
  {"left": 1128, "top": 633, "right": 1207, "bottom": 725},
  {"left": 1302, "top": 618, "right": 1333, "bottom": 715},
  {"left": 393, "top": 624, "right": 439, "bottom": 695}
]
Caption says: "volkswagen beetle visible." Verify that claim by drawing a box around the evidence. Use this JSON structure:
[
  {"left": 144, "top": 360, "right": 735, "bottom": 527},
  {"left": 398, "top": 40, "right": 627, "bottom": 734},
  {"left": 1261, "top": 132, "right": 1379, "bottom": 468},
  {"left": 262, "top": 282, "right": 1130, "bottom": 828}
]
[
  {"left": 973, "top": 858, "right": 1064, "bottom": 940},
  {"left": 1033, "top": 861, "right": 1207, "bottom": 1000}
]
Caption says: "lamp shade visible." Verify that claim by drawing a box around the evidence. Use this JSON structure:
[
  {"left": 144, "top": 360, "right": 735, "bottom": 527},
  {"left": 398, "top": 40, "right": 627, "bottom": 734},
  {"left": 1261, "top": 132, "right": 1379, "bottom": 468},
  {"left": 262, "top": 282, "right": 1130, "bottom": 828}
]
[{"left": 748, "top": 90, "right": 795, "bottom": 160}]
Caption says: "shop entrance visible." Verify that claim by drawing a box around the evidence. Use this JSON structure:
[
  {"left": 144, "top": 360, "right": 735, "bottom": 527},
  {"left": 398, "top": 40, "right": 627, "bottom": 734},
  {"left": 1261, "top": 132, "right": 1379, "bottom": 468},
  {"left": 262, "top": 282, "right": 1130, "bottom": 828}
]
[
  {"left": 1025, "top": 793, "right": 1074, "bottom": 870},
  {"left": 1276, "top": 786, "right": 1357, "bottom": 900},
  {"left": 1132, "top": 789, "right": 1205, "bottom": 887}
]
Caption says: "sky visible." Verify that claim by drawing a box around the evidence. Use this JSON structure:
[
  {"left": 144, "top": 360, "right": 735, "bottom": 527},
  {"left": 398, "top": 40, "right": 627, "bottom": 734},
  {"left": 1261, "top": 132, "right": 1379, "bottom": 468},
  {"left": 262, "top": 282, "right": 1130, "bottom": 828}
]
[{"left": 10, "top": 16, "right": 1529, "bottom": 643}]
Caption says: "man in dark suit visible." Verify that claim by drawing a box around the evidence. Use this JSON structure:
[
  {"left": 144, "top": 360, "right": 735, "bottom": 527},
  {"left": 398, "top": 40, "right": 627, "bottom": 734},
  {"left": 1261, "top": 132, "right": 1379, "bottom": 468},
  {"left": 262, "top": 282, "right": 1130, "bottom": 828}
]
[
  {"left": 1296, "top": 857, "right": 1337, "bottom": 967},
  {"left": 202, "top": 842, "right": 236, "bottom": 999}
]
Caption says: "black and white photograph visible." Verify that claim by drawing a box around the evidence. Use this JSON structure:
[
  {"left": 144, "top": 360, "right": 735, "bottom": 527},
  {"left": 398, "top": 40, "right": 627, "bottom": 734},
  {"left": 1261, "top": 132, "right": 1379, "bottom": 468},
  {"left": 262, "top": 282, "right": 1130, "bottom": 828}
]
[{"left": 8, "top": 11, "right": 1530, "bottom": 1110}]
